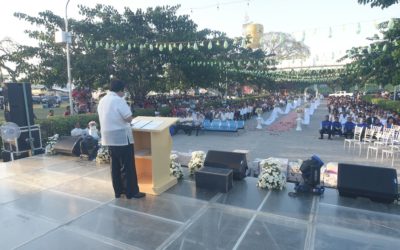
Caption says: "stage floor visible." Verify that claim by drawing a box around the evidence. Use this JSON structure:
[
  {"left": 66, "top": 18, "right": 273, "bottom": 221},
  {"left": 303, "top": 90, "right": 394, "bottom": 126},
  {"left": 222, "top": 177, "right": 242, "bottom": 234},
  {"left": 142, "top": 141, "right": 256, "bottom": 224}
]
[{"left": 1, "top": 155, "right": 400, "bottom": 250}]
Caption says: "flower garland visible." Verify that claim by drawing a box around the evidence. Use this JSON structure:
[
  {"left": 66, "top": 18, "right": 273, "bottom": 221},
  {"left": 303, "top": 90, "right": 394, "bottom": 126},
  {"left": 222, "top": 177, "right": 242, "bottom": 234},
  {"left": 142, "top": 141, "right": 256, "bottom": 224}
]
[
  {"left": 96, "top": 145, "right": 110, "bottom": 164},
  {"left": 45, "top": 134, "right": 59, "bottom": 155},
  {"left": 257, "top": 158, "right": 286, "bottom": 190},
  {"left": 188, "top": 151, "right": 205, "bottom": 175},
  {"left": 170, "top": 154, "right": 183, "bottom": 179}
]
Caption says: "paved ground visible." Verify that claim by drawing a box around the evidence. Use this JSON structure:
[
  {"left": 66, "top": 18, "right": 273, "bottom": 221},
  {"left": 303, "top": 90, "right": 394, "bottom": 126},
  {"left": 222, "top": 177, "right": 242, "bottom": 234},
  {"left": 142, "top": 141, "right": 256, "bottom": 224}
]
[
  {"left": 0, "top": 98, "right": 399, "bottom": 249},
  {"left": 172, "top": 99, "right": 400, "bottom": 176}
]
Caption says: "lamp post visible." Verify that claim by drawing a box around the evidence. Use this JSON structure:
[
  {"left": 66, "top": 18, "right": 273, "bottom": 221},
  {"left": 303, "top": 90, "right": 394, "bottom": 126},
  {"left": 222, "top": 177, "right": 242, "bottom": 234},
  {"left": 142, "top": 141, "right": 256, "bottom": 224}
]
[{"left": 65, "top": 0, "right": 74, "bottom": 114}]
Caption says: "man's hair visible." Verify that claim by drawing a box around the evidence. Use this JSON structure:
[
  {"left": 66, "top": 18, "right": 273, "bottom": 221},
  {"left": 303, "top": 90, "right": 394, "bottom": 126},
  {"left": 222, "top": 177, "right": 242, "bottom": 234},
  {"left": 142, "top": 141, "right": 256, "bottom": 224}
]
[{"left": 110, "top": 79, "right": 125, "bottom": 92}]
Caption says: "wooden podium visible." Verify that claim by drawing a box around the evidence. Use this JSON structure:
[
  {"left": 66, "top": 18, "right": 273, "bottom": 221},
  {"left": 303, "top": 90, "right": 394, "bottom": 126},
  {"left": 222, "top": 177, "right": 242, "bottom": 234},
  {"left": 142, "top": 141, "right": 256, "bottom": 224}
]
[{"left": 131, "top": 116, "right": 178, "bottom": 195}]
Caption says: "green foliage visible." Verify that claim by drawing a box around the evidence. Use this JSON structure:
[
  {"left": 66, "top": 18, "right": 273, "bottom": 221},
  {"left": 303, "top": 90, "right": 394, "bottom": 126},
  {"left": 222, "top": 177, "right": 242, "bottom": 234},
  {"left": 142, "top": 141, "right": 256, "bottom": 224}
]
[
  {"left": 341, "top": 18, "right": 400, "bottom": 89},
  {"left": 134, "top": 106, "right": 171, "bottom": 116},
  {"left": 357, "top": 0, "right": 399, "bottom": 8},
  {"left": 37, "top": 113, "right": 99, "bottom": 140},
  {"left": 362, "top": 95, "right": 400, "bottom": 112}
]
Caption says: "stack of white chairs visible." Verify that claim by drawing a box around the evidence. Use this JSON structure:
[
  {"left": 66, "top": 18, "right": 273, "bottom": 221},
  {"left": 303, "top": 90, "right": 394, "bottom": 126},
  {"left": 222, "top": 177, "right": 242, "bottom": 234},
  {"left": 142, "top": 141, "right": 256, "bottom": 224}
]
[
  {"left": 381, "top": 130, "right": 400, "bottom": 166},
  {"left": 366, "top": 130, "right": 393, "bottom": 160}
]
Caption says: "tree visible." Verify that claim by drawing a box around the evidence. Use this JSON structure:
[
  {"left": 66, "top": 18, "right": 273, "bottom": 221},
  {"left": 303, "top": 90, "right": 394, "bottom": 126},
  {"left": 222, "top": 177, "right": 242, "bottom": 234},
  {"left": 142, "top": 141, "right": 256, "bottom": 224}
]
[
  {"left": 357, "top": 0, "right": 399, "bottom": 9},
  {"left": 261, "top": 32, "right": 310, "bottom": 60},
  {"left": 0, "top": 38, "right": 36, "bottom": 82},
  {"left": 10, "top": 4, "right": 274, "bottom": 102},
  {"left": 340, "top": 19, "right": 400, "bottom": 89}
]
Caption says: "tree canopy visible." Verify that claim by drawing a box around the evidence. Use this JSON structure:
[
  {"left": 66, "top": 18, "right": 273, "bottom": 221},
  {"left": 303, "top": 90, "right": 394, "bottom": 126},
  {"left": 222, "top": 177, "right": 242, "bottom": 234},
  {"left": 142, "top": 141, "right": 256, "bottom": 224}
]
[
  {"left": 357, "top": 0, "right": 399, "bottom": 9},
  {"left": 8, "top": 4, "right": 281, "bottom": 100}
]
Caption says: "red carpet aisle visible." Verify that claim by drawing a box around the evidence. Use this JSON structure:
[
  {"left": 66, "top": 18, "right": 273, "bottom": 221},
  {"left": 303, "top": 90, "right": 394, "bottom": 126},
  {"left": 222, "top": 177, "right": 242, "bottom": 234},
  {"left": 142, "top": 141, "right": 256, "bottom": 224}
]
[{"left": 266, "top": 111, "right": 297, "bottom": 133}]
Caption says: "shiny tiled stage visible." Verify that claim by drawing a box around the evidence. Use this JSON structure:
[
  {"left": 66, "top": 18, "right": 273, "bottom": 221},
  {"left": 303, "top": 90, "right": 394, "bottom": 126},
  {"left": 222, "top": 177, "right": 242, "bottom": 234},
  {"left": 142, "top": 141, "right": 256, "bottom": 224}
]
[{"left": 1, "top": 155, "right": 400, "bottom": 250}]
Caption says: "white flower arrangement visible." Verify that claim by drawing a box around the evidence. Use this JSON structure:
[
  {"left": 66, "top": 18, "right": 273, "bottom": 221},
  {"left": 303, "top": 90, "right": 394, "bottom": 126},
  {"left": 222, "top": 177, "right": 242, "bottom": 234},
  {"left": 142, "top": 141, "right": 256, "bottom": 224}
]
[
  {"left": 256, "top": 108, "right": 263, "bottom": 115},
  {"left": 257, "top": 158, "right": 286, "bottom": 190},
  {"left": 96, "top": 145, "right": 110, "bottom": 164},
  {"left": 170, "top": 154, "right": 183, "bottom": 179},
  {"left": 188, "top": 151, "right": 205, "bottom": 175},
  {"left": 45, "top": 134, "right": 59, "bottom": 155}
]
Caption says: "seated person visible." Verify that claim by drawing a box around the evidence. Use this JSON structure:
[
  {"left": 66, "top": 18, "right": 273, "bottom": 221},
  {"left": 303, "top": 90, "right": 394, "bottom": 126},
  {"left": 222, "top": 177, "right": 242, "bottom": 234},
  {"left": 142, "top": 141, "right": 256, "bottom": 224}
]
[
  {"left": 331, "top": 117, "right": 342, "bottom": 137},
  {"left": 88, "top": 121, "right": 100, "bottom": 140},
  {"left": 319, "top": 115, "right": 332, "bottom": 140},
  {"left": 343, "top": 117, "right": 356, "bottom": 139},
  {"left": 71, "top": 122, "right": 88, "bottom": 137}
]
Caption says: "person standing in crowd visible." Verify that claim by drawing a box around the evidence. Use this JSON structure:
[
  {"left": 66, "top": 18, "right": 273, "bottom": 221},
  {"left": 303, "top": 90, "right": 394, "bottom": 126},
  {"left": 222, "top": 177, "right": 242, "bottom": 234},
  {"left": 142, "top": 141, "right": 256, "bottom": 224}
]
[
  {"left": 64, "top": 106, "right": 71, "bottom": 116},
  {"left": 97, "top": 79, "right": 145, "bottom": 199},
  {"left": 319, "top": 115, "right": 332, "bottom": 140}
]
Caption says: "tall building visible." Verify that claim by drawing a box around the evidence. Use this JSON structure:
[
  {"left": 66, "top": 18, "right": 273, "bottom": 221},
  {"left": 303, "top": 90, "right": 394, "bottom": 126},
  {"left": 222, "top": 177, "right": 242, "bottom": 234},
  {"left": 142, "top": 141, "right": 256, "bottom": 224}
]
[{"left": 242, "top": 22, "right": 264, "bottom": 49}]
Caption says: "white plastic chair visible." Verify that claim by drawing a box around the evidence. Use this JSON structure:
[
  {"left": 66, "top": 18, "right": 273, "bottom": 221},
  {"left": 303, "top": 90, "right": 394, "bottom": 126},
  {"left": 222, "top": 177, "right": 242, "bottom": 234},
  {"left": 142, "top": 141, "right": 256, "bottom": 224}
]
[{"left": 344, "top": 126, "right": 362, "bottom": 150}]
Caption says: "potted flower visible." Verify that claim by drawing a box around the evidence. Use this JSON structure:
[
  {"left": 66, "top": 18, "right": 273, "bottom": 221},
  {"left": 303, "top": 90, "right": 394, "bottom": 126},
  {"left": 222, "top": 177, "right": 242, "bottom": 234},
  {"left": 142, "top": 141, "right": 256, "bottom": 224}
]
[
  {"left": 170, "top": 154, "right": 183, "bottom": 179},
  {"left": 45, "top": 134, "right": 59, "bottom": 155},
  {"left": 255, "top": 108, "right": 263, "bottom": 117},
  {"left": 96, "top": 145, "right": 110, "bottom": 164},
  {"left": 188, "top": 151, "right": 205, "bottom": 175},
  {"left": 257, "top": 158, "right": 286, "bottom": 190}
]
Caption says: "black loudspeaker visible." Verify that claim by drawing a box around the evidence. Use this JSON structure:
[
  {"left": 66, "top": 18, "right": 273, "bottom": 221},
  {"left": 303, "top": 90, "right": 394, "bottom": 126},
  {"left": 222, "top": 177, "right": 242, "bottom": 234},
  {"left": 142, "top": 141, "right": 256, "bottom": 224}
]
[
  {"left": 204, "top": 150, "right": 248, "bottom": 180},
  {"left": 195, "top": 167, "right": 233, "bottom": 193},
  {"left": 53, "top": 136, "right": 82, "bottom": 156},
  {"left": 3, "top": 83, "right": 34, "bottom": 127},
  {"left": 337, "top": 163, "right": 398, "bottom": 203}
]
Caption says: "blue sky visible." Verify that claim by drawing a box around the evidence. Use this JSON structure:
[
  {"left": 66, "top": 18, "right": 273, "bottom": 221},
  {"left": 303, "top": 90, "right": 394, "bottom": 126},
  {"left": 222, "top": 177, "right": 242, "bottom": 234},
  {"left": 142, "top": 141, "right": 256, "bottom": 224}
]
[{"left": 1, "top": 0, "right": 399, "bottom": 65}]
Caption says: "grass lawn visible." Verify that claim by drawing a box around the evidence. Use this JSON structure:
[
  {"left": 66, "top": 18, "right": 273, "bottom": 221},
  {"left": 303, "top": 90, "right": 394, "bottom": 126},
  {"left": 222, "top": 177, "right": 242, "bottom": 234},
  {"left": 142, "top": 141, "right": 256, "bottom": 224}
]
[{"left": 0, "top": 103, "right": 69, "bottom": 123}]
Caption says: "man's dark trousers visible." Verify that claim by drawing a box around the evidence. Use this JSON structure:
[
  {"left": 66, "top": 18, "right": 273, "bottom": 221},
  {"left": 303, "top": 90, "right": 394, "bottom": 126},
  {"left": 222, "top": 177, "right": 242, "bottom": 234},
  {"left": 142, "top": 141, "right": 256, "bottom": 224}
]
[{"left": 109, "top": 144, "right": 139, "bottom": 197}]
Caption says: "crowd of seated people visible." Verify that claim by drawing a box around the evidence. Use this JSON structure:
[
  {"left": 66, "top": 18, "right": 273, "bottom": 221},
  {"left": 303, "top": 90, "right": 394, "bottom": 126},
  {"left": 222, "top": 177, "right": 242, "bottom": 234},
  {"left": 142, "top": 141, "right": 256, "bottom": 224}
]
[
  {"left": 319, "top": 95, "right": 399, "bottom": 140},
  {"left": 154, "top": 92, "right": 302, "bottom": 135}
]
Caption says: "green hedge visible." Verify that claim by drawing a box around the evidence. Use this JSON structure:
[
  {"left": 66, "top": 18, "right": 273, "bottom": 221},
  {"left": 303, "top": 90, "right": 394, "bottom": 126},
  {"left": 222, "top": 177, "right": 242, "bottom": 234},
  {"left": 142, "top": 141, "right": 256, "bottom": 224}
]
[
  {"left": 37, "top": 113, "right": 100, "bottom": 140},
  {"left": 362, "top": 95, "right": 400, "bottom": 113}
]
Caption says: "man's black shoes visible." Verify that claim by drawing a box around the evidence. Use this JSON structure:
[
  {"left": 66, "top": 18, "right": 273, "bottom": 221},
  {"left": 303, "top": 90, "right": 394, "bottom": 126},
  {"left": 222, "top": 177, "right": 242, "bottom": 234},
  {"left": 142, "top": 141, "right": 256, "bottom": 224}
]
[{"left": 126, "top": 192, "right": 146, "bottom": 199}]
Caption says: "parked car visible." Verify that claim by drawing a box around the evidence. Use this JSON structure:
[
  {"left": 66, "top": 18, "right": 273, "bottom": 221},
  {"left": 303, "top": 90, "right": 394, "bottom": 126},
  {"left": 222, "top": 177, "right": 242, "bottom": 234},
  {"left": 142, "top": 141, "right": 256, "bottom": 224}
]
[
  {"left": 32, "top": 96, "right": 42, "bottom": 104},
  {"left": 328, "top": 91, "right": 353, "bottom": 97}
]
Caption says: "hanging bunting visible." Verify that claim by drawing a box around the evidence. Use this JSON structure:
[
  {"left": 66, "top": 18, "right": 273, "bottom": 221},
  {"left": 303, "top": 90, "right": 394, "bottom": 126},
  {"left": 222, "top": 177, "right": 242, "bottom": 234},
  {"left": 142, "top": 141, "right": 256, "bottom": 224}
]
[
  {"left": 159, "top": 44, "right": 164, "bottom": 51},
  {"left": 127, "top": 43, "right": 131, "bottom": 50},
  {"left": 105, "top": 42, "right": 109, "bottom": 49},
  {"left": 149, "top": 44, "right": 154, "bottom": 51},
  {"left": 116, "top": 43, "right": 120, "bottom": 50},
  {"left": 208, "top": 41, "right": 213, "bottom": 50},
  {"left": 139, "top": 44, "right": 144, "bottom": 50},
  {"left": 169, "top": 43, "right": 173, "bottom": 52},
  {"left": 179, "top": 43, "right": 183, "bottom": 51},
  {"left": 187, "top": 42, "right": 191, "bottom": 49},
  {"left": 241, "top": 39, "right": 246, "bottom": 48},
  {"left": 356, "top": 23, "right": 361, "bottom": 34},
  {"left": 85, "top": 40, "right": 89, "bottom": 47},
  {"left": 216, "top": 40, "right": 220, "bottom": 46},
  {"left": 223, "top": 40, "right": 229, "bottom": 49},
  {"left": 194, "top": 42, "right": 199, "bottom": 50},
  {"left": 95, "top": 41, "right": 99, "bottom": 48}
]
